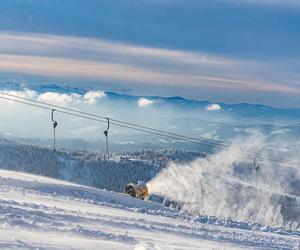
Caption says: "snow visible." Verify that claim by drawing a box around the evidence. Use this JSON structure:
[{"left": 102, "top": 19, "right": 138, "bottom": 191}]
[{"left": 0, "top": 170, "right": 299, "bottom": 249}]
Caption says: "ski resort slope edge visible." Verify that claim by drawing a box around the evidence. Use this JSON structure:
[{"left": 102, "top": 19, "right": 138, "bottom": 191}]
[{"left": 0, "top": 169, "right": 299, "bottom": 250}]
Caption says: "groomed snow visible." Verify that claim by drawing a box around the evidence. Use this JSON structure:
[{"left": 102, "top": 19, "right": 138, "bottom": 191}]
[{"left": 0, "top": 169, "right": 299, "bottom": 250}]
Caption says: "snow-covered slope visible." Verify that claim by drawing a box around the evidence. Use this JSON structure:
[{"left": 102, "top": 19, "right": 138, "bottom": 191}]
[{"left": 0, "top": 169, "right": 299, "bottom": 250}]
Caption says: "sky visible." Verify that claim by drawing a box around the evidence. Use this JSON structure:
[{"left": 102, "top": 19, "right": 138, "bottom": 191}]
[{"left": 0, "top": 0, "right": 299, "bottom": 107}]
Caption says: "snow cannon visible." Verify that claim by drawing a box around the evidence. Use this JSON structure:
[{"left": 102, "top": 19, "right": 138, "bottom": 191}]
[{"left": 124, "top": 181, "right": 148, "bottom": 200}]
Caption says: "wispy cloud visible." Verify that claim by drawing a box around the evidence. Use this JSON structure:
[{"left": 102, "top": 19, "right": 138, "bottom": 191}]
[
  {"left": 0, "top": 32, "right": 299, "bottom": 103},
  {"left": 0, "top": 33, "right": 240, "bottom": 68},
  {"left": 0, "top": 54, "right": 298, "bottom": 94}
]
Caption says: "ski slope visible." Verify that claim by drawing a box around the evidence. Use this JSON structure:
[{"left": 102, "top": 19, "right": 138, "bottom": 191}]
[{"left": 0, "top": 170, "right": 299, "bottom": 250}]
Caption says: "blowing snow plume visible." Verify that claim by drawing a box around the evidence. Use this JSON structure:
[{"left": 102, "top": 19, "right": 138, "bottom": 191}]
[{"left": 147, "top": 136, "right": 300, "bottom": 229}]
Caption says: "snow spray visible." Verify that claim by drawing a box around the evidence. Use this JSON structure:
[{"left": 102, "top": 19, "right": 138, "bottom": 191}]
[{"left": 147, "top": 136, "right": 300, "bottom": 229}]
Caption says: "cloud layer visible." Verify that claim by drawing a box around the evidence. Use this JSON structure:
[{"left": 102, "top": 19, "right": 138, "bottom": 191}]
[{"left": 0, "top": 33, "right": 299, "bottom": 107}]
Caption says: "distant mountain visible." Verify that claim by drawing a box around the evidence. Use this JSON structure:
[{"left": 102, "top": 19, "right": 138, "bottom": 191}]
[
  {"left": 2, "top": 82, "right": 300, "bottom": 125},
  {"left": 0, "top": 82, "right": 299, "bottom": 152}
]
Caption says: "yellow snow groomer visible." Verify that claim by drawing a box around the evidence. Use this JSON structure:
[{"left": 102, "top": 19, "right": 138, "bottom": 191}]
[{"left": 124, "top": 181, "right": 148, "bottom": 200}]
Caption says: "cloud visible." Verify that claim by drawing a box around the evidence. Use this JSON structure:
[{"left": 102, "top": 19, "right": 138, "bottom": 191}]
[
  {"left": 0, "top": 33, "right": 299, "bottom": 107},
  {"left": 0, "top": 89, "right": 38, "bottom": 105},
  {"left": 3, "top": 89, "right": 38, "bottom": 100},
  {"left": 83, "top": 91, "right": 106, "bottom": 105},
  {"left": 0, "top": 54, "right": 298, "bottom": 95},
  {"left": 206, "top": 104, "right": 222, "bottom": 111},
  {"left": 137, "top": 98, "right": 153, "bottom": 107},
  {"left": 37, "top": 92, "right": 81, "bottom": 106},
  {"left": 2, "top": 89, "right": 107, "bottom": 107}
]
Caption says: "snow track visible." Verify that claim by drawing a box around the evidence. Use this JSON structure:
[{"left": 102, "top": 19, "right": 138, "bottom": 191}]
[{"left": 0, "top": 170, "right": 299, "bottom": 249}]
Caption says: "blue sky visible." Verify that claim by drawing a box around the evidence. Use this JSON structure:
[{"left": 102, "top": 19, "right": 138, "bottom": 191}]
[{"left": 0, "top": 0, "right": 299, "bottom": 107}]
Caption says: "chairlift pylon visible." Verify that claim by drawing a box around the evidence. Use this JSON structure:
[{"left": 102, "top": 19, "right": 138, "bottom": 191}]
[
  {"left": 103, "top": 118, "right": 110, "bottom": 159},
  {"left": 51, "top": 109, "right": 58, "bottom": 151}
]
